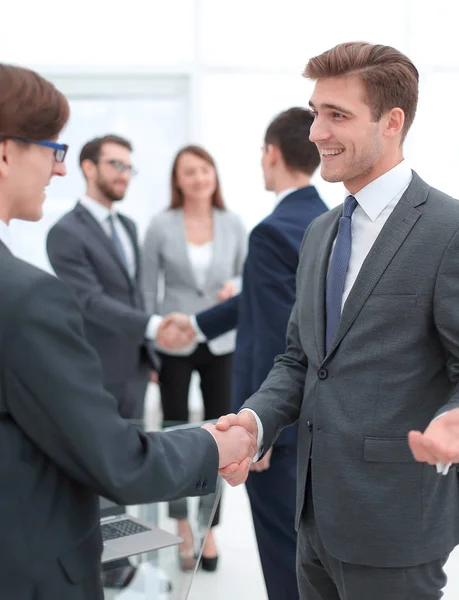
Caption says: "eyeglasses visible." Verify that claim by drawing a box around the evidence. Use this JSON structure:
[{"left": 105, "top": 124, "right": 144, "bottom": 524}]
[
  {"left": 11, "top": 137, "right": 68, "bottom": 163},
  {"left": 101, "top": 159, "right": 137, "bottom": 176}
]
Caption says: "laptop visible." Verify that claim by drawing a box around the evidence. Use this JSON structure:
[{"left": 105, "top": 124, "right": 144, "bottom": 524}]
[{"left": 100, "top": 497, "right": 182, "bottom": 564}]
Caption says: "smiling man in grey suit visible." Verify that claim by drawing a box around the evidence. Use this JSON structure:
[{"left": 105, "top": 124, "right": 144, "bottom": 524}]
[{"left": 217, "top": 42, "right": 459, "bottom": 599}]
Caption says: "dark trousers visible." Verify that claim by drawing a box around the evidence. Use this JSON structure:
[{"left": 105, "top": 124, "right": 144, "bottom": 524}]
[
  {"left": 297, "top": 481, "right": 449, "bottom": 600},
  {"left": 30, "top": 565, "right": 103, "bottom": 600},
  {"left": 245, "top": 446, "right": 299, "bottom": 600},
  {"left": 158, "top": 344, "right": 233, "bottom": 527}
]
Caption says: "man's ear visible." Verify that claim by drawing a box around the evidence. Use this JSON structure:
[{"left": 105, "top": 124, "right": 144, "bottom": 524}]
[
  {"left": 383, "top": 107, "right": 405, "bottom": 141},
  {"left": 80, "top": 159, "right": 96, "bottom": 180},
  {"left": 0, "top": 140, "right": 11, "bottom": 178},
  {"left": 266, "top": 143, "right": 281, "bottom": 167}
]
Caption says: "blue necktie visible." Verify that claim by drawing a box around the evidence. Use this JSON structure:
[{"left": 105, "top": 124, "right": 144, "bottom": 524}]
[
  {"left": 325, "top": 195, "right": 358, "bottom": 352},
  {"left": 106, "top": 214, "right": 128, "bottom": 270}
]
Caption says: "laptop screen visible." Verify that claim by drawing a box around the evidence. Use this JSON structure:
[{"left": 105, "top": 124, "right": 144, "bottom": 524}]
[{"left": 99, "top": 496, "right": 125, "bottom": 519}]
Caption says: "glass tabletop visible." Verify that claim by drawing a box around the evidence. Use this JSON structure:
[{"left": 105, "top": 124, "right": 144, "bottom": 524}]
[{"left": 101, "top": 419, "right": 222, "bottom": 600}]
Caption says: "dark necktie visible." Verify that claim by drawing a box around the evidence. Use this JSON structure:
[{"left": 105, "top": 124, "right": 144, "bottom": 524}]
[
  {"left": 325, "top": 194, "right": 358, "bottom": 352},
  {"left": 106, "top": 214, "right": 128, "bottom": 270}
]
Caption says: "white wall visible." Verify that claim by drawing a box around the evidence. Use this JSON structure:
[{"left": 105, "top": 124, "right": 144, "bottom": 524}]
[{"left": 5, "top": 0, "right": 459, "bottom": 229}]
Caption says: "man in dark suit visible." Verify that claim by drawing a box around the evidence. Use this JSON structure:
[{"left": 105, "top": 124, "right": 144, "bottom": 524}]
[
  {"left": 47, "top": 135, "right": 169, "bottom": 420},
  {"left": 217, "top": 42, "right": 459, "bottom": 599},
  {"left": 0, "top": 63, "right": 255, "bottom": 599},
  {"left": 161, "top": 108, "right": 327, "bottom": 599}
]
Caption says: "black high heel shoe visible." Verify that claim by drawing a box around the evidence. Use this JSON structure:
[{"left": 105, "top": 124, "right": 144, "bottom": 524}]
[{"left": 201, "top": 555, "right": 219, "bottom": 572}]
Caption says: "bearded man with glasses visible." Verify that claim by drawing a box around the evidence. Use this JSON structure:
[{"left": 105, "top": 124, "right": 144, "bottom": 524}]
[{"left": 47, "top": 135, "right": 179, "bottom": 423}]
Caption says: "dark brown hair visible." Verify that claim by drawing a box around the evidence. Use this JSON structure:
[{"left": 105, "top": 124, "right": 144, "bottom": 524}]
[
  {"left": 0, "top": 64, "right": 69, "bottom": 140},
  {"left": 264, "top": 107, "right": 320, "bottom": 174},
  {"left": 169, "top": 145, "right": 225, "bottom": 210},
  {"left": 304, "top": 42, "right": 419, "bottom": 141},
  {"left": 79, "top": 134, "right": 133, "bottom": 167}
]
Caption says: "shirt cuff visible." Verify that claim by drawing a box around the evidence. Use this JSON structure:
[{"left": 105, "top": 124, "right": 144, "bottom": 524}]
[
  {"left": 432, "top": 412, "right": 449, "bottom": 423},
  {"left": 190, "top": 315, "right": 207, "bottom": 342},
  {"left": 239, "top": 408, "right": 264, "bottom": 462},
  {"left": 145, "top": 314, "right": 163, "bottom": 340}
]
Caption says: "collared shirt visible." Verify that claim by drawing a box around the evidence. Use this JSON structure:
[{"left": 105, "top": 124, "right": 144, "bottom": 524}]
[
  {"left": 247, "top": 161, "right": 413, "bottom": 458},
  {"left": 0, "top": 219, "right": 12, "bottom": 253},
  {"left": 79, "top": 195, "right": 136, "bottom": 279},
  {"left": 341, "top": 160, "right": 412, "bottom": 308},
  {"left": 79, "top": 195, "right": 161, "bottom": 342}
]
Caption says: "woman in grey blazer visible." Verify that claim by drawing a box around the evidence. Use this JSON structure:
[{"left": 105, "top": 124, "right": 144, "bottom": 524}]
[{"left": 142, "top": 145, "right": 247, "bottom": 571}]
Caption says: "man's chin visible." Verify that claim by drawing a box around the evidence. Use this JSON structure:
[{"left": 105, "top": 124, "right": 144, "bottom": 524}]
[{"left": 320, "top": 167, "right": 344, "bottom": 184}]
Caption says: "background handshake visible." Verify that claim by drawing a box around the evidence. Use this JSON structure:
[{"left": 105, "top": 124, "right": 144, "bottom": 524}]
[
  {"left": 201, "top": 410, "right": 262, "bottom": 487},
  {"left": 156, "top": 279, "right": 237, "bottom": 350},
  {"left": 157, "top": 312, "right": 197, "bottom": 350}
]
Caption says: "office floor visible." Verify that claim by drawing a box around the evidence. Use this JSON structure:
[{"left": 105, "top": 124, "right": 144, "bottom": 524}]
[{"left": 146, "top": 387, "right": 459, "bottom": 600}]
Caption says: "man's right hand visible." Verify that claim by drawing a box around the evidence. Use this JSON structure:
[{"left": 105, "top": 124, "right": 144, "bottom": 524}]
[
  {"left": 216, "top": 411, "right": 259, "bottom": 441},
  {"left": 157, "top": 313, "right": 196, "bottom": 349},
  {"left": 201, "top": 423, "right": 256, "bottom": 486},
  {"left": 214, "top": 412, "right": 259, "bottom": 485}
]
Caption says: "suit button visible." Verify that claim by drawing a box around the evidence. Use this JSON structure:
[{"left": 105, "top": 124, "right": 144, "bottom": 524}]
[
  {"left": 196, "top": 480, "right": 203, "bottom": 491},
  {"left": 202, "top": 480, "right": 208, "bottom": 490},
  {"left": 317, "top": 368, "right": 328, "bottom": 380},
  {"left": 307, "top": 421, "right": 313, "bottom": 432},
  {"left": 197, "top": 290, "right": 204, "bottom": 297}
]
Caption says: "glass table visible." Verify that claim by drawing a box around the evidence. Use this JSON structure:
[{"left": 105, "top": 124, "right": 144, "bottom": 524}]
[{"left": 102, "top": 420, "right": 223, "bottom": 600}]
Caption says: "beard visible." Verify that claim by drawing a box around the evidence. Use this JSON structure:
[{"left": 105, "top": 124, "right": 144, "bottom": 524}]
[{"left": 96, "top": 175, "right": 126, "bottom": 202}]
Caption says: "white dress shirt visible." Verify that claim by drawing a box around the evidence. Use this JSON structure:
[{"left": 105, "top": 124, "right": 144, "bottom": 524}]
[
  {"left": 0, "top": 219, "right": 12, "bottom": 253},
  {"left": 79, "top": 195, "right": 162, "bottom": 340},
  {"left": 79, "top": 195, "right": 136, "bottom": 278},
  {"left": 187, "top": 241, "right": 213, "bottom": 289},
  {"left": 247, "top": 161, "right": 413, "bottom": 458}
]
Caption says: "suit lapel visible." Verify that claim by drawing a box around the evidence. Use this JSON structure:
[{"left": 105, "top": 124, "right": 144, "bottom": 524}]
[
  {"left": 326, "top": 173, "right": 427, "bottom": 357},
  {"left": 204, "top": 208, "right": 221, "bottom": 290},
  {"left": 75, "top": 202, "right": 133, "bottom": 286},
  {"left": 117, "top": 214, "right": 139, "bottom": 280},
  {"left": 314, "top": 211, "right": 340, "bottom": 361},
  {"left": 176, "top": 209, "right": 201, "bottom": 289}
]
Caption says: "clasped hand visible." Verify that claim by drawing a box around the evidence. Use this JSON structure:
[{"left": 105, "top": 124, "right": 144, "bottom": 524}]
[
  {"left": 157, "top": 313, "right": 196, "bottom": 349},
  {"left": 156, "top": 281, "right": 237, "bottom": 350},
  {"left": 201, "top": 411, "right": 260, "bottom": 487}
]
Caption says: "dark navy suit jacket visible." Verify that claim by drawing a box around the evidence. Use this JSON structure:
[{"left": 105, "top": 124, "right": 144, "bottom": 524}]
[{"left": 196, "top": 186, "right": 328, "bottom": 447}]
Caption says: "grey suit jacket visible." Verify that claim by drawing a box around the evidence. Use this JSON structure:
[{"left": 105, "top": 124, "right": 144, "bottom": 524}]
[
  {"left": 142, "top": 207, "right": 247, "bottom": 355},
  {"left": 0, "top": 242, "right": 218, "bottom": 596},
  {"left": 244, "top": 172, "right": 459, "bottom": 568},
  {"left": 47, "top": 202, "right": 160, "bottom": 387}
]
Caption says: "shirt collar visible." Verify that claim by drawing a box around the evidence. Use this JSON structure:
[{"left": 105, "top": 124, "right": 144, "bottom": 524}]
[
  {"left": 347, "top": 160, "right": 412, "bottom": 222},
  {"left": 0, "top": 219, "right": 12, "bottom": 252},
  {"left": 80, "top": 194, "right": 117, "bottom": 224},
  {"left": 276, "top": 188, "right": 298, "bottom": 205}
]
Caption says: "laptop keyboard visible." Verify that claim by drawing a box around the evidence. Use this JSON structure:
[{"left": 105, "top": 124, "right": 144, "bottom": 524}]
[{"left": 101, "top": 519, "right": 150, "bottom": 542}]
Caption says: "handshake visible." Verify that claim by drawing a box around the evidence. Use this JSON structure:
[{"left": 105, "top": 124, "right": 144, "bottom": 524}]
[
  {"left": 157, "top": 313, "right": 196, "bottom": 350},
  {"left": 156, "top": 280, "right": 237, "bottom": 350},
  {"left": 202, "top": 411, "right": 261, "bottom": 487}
]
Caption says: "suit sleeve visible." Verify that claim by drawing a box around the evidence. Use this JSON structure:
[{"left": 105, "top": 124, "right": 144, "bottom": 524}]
[
  {"left": 245, "top": 223, "right": 298, "bottom": 392},
  {"left": 242, "top": 226, "right": 311, "bottom": 450},
  {"left": 230, "top": 214, "right": 248, "bottom": 290},
  {"left": 47, "top": 225, "right": 149, "bottom": 340},
  {"left": 433, "top": 226, "right": 459, "bottom": 417},
  {"left": 241, "top": 223, "right": 300, "bottom": 445},
  {"left": 3, "top": 275, "right": 219, "bottom": 505},
  {"left": 196, "top": 294, "right": 240, "bottom": 339},
  {"left": 141, "top": 217, "right": 162, "bottom": 314}
]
